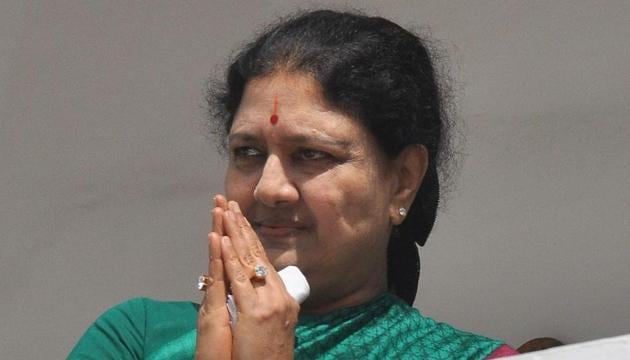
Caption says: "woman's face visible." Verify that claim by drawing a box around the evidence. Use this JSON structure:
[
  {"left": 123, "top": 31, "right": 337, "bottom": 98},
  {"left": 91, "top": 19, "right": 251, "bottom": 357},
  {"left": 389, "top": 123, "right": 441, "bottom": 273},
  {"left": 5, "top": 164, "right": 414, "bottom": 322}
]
[{"left": 225, "top": 72, "right": 399, "bottom": 308}]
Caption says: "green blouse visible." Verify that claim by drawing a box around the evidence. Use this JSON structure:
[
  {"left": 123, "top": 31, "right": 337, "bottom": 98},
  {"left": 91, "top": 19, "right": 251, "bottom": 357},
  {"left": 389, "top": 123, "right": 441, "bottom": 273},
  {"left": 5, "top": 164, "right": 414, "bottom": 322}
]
[{"left": 69, "top": 293, "right": 503, "bottom": 359}]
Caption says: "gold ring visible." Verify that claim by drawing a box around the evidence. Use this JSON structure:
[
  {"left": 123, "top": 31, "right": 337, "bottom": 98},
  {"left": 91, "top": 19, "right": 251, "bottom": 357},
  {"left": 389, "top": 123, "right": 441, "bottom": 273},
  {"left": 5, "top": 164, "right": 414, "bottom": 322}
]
[{"left": 197, "top": 275, "right": 213, "bottom": 291}]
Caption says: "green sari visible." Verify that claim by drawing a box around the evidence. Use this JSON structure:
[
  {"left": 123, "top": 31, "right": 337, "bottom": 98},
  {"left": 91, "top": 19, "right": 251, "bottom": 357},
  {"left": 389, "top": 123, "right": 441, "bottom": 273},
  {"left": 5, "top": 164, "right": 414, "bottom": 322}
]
[{"left": 69, "top": 293, "right": 503, "bottom": 359}]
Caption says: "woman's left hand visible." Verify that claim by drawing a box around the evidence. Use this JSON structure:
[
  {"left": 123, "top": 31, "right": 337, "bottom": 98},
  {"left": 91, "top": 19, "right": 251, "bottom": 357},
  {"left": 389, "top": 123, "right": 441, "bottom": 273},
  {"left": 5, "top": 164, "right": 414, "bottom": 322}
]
[
  {"left": 220, "top": 200, "right": 300, "bottom": 360},
  {"left": 195, "top": 197, "right": 232, "bottom": 360}
]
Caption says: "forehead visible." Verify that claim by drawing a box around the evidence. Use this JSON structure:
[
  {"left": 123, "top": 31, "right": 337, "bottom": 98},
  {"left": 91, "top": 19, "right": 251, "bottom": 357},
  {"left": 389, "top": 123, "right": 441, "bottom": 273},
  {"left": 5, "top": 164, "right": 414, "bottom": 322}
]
[
  {"left": 230, "top": 72, "right": 368, "bottom": 143},
  {"left": 238, "top": 71, "right": 324, "bottom": 108}
]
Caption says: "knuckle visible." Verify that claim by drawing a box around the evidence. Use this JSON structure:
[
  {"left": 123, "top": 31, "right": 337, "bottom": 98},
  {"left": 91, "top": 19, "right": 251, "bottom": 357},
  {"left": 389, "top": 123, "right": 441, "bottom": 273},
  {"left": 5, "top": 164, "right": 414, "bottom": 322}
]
[
  {"left": 276, "top": 298, "right": 298, "bottom": 315},
  {"left": 283, "top": 297, "right": 300, "bottom": 317},
  {"left": 226, "top": 253, "right": 239, "bottom": 265},
  {"left": 248, "top": 307, "right": 268, "bottom": 322},
  {"left": 252, "top": 304, "right": 281, "bottom": 321},
  {"left": 241, "top": 254, "right": 255, "bottom": 266},
  {"left": 196, "top": 308, "right": 215, "bottom": 331},
  {"left": 258, "top": 309, "right": 274, "bottom": 322},
  {"left": 234, "top": 269, "right": 248, "bottom": 283},
  {"left": 285, "top": 313, "right": 298, "bottom": 328},
  {"left": 250, "top": 245, "right": 263, "bottom": 258},
  {"left": 289, "top": 299, "right": 300, "bottom": 314},
  {"left": 196, "top": 317, "right": 211, "bottom": 331}
]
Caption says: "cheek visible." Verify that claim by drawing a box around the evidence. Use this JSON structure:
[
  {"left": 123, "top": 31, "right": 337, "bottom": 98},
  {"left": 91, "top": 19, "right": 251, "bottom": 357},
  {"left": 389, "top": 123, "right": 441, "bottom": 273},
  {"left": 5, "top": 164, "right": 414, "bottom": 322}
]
[
  {"left": 307, "top": 168, "right": 386, "bottom": 229},
  {"left": 225, "top": 168, "right": 256, "bottom": 205}
]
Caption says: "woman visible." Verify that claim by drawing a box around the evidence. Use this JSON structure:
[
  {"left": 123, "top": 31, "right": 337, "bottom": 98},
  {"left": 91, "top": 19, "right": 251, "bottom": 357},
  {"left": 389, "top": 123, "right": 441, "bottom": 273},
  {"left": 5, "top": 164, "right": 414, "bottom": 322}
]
[{"left": 69, "top": 10, "right": 518, "bottom": 359}]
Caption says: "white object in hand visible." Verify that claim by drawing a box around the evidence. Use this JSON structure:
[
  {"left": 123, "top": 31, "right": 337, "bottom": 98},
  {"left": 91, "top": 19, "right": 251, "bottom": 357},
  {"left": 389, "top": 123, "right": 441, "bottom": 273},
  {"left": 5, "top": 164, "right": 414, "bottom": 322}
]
[
  {"left": 277, "top": 265, "right": 310, "bottom": 303},
  {"left": 226, "top": 266, "right": 310, "bottom": 328}
]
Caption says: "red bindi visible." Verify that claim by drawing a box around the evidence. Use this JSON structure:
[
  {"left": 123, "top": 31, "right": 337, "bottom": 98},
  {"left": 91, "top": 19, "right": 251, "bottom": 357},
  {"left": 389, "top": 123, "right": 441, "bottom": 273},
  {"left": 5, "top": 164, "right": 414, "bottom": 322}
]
[{"left": 270, "top": 96, "right": 279, "bottom": 125}]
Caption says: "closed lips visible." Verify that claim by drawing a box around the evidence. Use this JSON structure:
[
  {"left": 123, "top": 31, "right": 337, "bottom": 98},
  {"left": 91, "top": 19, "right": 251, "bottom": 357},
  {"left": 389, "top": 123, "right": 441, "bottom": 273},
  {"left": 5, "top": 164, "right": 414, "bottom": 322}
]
[{"left": 253, "top": 221, "right": 309, "bottom": 236}]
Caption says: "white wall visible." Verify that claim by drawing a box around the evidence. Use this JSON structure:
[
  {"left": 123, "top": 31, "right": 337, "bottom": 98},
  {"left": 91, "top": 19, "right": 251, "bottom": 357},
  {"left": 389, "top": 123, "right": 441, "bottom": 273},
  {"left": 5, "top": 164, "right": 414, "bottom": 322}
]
[{"left": 1, "top": 1, "right": 628, "bottom": 358}]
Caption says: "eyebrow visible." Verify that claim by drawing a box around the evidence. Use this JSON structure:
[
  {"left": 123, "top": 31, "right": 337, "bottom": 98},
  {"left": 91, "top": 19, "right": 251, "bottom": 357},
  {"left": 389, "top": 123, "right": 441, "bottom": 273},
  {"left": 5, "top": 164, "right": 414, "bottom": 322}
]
[{"left": 228, "top": 132, "right": 352, "bottom": 149}]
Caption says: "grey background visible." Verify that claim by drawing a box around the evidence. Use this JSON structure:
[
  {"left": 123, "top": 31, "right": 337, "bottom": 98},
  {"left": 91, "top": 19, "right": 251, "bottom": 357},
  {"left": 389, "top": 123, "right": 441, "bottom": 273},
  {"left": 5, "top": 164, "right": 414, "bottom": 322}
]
[{"left": 1, "top": 1, "right": 629, "bottom": 358}]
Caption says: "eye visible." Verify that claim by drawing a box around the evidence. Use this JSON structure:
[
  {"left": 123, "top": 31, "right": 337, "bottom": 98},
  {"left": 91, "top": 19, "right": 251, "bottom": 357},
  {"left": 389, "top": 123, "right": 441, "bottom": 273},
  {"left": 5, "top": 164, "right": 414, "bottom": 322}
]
[
  {"left": 232, "top": 146, "right": 263, "bottom": 158},
  {"left": 230, "top": 146, "right": 266, "bottom": 167},
  {"left": 295, "top": 149, "right": 330, "bottom": 161}
]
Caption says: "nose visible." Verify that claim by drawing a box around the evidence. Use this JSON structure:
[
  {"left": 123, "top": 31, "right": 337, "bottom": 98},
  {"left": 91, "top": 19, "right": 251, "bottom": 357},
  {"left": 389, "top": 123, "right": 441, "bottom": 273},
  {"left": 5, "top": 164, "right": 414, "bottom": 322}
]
[{"left": 253, "top": 155, "right": 299, "bottom": 207}]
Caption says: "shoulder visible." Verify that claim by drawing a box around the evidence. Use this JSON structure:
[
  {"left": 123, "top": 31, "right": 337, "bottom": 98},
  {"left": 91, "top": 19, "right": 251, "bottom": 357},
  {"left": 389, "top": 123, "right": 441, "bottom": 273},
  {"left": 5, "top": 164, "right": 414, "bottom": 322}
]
[
  {"left": 79, "top": 297, "right": 199, "bottom": 338},
  {"left": 295, "top": 293, "right": 506, "bottom": 359},
  {"left": 69, "top": 298, "right": 199, "bottom": 360},
  {"left": 382, "top": 294, "right": 506, "bottom": 359}
]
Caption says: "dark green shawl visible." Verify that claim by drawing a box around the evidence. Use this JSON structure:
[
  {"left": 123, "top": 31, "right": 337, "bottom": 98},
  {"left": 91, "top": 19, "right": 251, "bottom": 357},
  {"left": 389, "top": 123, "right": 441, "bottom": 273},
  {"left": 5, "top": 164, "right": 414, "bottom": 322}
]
[{"left": 69, "top": 293, "right": 502, "bottom": 359}]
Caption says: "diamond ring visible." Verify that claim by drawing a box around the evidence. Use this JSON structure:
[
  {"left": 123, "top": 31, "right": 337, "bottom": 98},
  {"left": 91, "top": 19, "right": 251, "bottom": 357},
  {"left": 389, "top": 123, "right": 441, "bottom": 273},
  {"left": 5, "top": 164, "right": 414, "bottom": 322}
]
[{"left": 253, "top": 264, "right": 268, "bottom": 280}]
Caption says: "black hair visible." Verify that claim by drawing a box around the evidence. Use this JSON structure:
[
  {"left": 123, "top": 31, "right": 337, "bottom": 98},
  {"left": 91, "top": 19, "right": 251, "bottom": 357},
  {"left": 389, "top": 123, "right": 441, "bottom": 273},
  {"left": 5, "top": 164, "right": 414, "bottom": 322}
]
[{"left": 206, "top": 9, "right": 454, "bottom": 305}]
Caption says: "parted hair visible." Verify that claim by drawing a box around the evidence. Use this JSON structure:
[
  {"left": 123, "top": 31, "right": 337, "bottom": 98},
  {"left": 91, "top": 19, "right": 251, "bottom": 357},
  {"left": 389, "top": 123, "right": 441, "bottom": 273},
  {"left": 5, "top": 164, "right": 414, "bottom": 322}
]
[{"left": 207, "top": 9, "right": 454, "bottom": 305}]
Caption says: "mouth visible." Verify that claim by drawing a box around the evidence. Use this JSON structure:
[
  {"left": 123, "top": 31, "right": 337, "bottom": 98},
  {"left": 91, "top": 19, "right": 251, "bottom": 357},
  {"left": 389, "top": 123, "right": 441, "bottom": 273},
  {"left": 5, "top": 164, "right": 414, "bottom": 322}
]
[{"left": 252, "top": 222, "right": 309, "bottom": 238}]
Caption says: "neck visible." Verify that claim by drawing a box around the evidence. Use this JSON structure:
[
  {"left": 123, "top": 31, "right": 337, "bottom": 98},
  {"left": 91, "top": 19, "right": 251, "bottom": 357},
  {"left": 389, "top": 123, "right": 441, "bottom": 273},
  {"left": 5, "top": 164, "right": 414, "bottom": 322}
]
[{"left": 299, "top": 273, "right": 388, "bottom": 315}]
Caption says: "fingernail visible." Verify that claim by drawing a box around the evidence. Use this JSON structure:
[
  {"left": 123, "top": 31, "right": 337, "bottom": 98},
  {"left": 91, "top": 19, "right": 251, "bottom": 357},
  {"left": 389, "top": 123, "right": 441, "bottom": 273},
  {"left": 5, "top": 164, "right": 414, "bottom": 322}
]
[
  {"left": 222, "top": 236, "right": 230, "bottom": 245},
  {"left": 233, "top": 202, "right": 242, "bottom": 213},
  {"left": 226, "top": 210, "right": 236, "bottom": 220}
]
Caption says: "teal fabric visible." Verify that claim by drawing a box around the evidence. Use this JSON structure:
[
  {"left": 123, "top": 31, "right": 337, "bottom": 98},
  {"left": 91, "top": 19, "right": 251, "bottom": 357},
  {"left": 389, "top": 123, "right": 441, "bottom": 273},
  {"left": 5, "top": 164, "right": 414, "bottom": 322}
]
[
  {"left": 295, "top": 293, "right": 502, "bottom": 359},
  {"left": 69, "top": 293, "right": 503, "bottom": 359},
  {"left": 68, "top": 298, "right": 198, "bottom": 360}
]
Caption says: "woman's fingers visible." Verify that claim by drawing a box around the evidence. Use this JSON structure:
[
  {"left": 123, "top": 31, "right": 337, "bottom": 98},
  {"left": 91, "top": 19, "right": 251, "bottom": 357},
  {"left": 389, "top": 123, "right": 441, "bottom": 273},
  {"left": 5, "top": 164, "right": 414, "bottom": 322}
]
[
  {"left": 211, "top": 207, "right": 224, "bottom": 237},
  {"left": 211, "top": 194, "right": 228, "bottom": 236},
  {"left": 195, "top": 195, "right": 232, "bottom": 360},
  {"left": 215, "top": 194, "right": 228, "bottom": 211},
  {"left": 204, "top": 232, "right": 228, "bottom": 310},
  {"left": 198, "top": 232, "right": 229, "bottom": 329},
  {"left": 221, "top": 204, "right": 286, "bottom": 305},
  {"left": 222, "top": 201, "right": 268, "bottom": 268},
  {"left": 221, "top": 200, "right": 280, "bottom": 291},
  {"left": 195, "top": 232, "right": 231, "bottom": 360},
  {"left": 218, "top": 201, "right": 299, "bottom": 359},
  {"left": 220, "top": 235, "right": 257, "bottom": 309}
]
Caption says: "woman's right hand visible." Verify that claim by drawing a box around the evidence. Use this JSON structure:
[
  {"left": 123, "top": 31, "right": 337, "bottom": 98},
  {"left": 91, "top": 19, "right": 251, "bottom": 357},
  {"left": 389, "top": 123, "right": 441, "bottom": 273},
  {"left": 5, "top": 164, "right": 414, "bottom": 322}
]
[
  {"left": 195, "top": 196, "right": 231, "bottom": 360},
  {"left": 219, "top": 200, "right": 299, "bottom": 360}
]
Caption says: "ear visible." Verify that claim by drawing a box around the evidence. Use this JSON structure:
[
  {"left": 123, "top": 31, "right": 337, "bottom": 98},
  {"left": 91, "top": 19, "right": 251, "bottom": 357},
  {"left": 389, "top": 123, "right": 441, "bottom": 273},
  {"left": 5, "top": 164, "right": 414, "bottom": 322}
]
[{"left": 389, "top": 144, "right": 429, "bottom": 225}]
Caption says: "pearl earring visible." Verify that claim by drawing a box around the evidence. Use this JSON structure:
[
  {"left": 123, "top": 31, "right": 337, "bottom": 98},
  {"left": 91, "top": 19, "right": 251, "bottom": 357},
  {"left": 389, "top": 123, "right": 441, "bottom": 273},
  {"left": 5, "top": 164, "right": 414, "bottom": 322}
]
[{"left": 398, "top": 207, "right": 407, "bottom": 216}]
